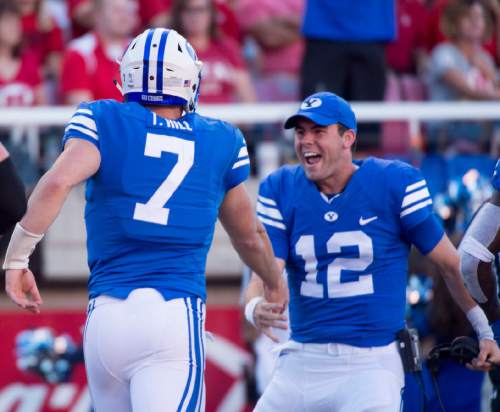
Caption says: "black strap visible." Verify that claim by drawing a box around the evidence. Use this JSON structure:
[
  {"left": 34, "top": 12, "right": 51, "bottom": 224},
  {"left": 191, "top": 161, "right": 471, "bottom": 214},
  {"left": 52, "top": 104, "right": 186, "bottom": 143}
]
[{"left": 0, "top": 157, "right": 26, "bottom": 234}]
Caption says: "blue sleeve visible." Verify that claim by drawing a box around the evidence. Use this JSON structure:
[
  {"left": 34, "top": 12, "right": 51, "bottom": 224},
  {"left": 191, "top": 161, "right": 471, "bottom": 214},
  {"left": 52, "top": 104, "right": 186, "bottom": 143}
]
[
  {"left": 390, "top": 162, "right": 434, "bottom": 231},
  {"left": 257, "top": 174, "right": 289, "bottom": 261},
  {"left": 492, "top": 159, "right": 500, "bottom": 191},
  {"left": 61, "top": 102, "right": 100, "bottom": 150},
  {"left": 223, "top": 128, "right": 250, "bottom": 191},
  {"left": 405, "top": 214, "right": 444, "bottom": 255}
]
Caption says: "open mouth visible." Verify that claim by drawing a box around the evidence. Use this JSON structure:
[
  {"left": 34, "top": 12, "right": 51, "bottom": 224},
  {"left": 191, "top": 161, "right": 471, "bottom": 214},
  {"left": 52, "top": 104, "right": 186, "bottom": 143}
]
[{"left": 303, "top": 151, "right": 322, "bottom": 165}]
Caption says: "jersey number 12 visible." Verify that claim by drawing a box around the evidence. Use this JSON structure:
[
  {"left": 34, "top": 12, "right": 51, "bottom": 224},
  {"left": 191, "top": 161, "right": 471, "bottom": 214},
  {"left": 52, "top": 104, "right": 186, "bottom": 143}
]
[{"left": 296, "top": 231, "right": 374, "bottom": 298}]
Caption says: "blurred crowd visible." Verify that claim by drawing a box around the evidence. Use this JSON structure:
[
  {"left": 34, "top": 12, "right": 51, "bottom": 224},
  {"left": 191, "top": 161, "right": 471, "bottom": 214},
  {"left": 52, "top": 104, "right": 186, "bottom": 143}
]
[
  {"left": 0, "top": 0, "right": 497, "bottom": 119},
  {"left": 0, "top": 0, "right": 498, "bottom": 224}
]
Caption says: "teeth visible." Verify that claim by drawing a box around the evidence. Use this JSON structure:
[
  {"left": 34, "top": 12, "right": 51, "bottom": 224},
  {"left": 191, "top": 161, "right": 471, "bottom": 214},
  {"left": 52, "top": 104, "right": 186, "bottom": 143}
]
[{"left": 303, "top": 152, "right": 319, "bottom": 158}]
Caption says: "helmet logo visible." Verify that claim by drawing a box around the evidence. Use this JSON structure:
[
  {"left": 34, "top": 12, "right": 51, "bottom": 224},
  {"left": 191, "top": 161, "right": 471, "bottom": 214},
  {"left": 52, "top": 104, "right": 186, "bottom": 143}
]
[{"left": 301, "top": 98, "right": 322, "bottom": 110}]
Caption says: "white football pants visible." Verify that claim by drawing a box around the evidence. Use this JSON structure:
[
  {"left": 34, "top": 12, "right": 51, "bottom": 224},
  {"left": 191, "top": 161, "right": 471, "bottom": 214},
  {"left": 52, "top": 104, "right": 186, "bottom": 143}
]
[
  {"left": 83, "top": 288, "right": 206, "bottom": 412},
  {"left": 254, "top": 340, "right": 404, "bottom": 412}
]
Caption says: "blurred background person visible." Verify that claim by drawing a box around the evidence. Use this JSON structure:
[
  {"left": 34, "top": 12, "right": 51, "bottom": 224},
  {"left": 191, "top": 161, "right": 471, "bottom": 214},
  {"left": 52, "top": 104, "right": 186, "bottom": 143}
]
[
  {"left": 425, "top": 0, "right": 500, "bottom": 151},
  {"left": 383, "top": 0, "right": 430, "bottom": 155},
  {"left": 60, "top": 0, "right": 139, "bottom": 104},
  {"left": 66, "top": 0, "right": 168, "bottom": 40},
  {"left": 427, "top": 0, "right": 499, "bottom": 65},
  {"left": 299, "top": 0, "right": 397, "bottom": 150},
  {"left": 171, "top": 0, "right": 256, "bottom": 104},
  {"left": 236, "top": 0, "right": 304, "bottom": 103},
  {"left": 0, "top": 1, "right": 47, "bottom": 107},
  {"left": 18, "top": 0, "right": 64, "bottom": 82}
]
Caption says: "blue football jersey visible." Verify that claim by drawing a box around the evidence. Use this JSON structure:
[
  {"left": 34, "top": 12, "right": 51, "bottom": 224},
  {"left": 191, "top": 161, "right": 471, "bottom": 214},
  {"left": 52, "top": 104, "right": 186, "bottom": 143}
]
[
  {"left": 257, "top": 157, "right": 444, "bottom": 347},
  {"left": 62, "top": 100, "right": 249, "bottom": 301},
  {"left": 492, "top": 159, "right": 500, "bottom": 191}
]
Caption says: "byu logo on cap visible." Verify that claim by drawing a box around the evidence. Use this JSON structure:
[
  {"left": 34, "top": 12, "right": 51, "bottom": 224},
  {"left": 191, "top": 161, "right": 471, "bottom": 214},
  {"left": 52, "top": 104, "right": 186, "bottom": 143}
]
[{"left": 301, "top": 97, "right": 322, "bottom": 110}]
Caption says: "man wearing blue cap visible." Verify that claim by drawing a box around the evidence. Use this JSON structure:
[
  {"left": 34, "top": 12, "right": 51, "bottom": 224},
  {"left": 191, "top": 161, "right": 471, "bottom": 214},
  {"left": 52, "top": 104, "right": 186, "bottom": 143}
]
[{"left": 243, "top": 92, "right": 500, "bottom": 411}]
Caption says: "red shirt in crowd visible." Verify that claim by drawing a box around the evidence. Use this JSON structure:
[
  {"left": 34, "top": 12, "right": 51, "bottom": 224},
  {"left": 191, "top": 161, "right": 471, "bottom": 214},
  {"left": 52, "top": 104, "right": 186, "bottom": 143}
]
[
  {"left": 215, "top": 0, "right": 243, "bottom": 45},
  {"left": 21, "top": 12, "right": 64, "bottom": 64},
  {"left": 61, "top": 32, "right": 126, "bottom": 102},
  {"left": 138, "top": 0, "right": 169, "bottom": 27},
  {"left": 237, "top": 0, "right": 304, "bottom": 75},
  {"left": 196, "top": 37, "right": 245, "bottom": 103},
  {"left": 427, "top": 0, "right": 498, "bottom": 63},
  {"left": 386, "top": 0, "right": 430, "bottom": 73},
  {"left": 0, "top": 52, "right": 42, "bottom": 106}
]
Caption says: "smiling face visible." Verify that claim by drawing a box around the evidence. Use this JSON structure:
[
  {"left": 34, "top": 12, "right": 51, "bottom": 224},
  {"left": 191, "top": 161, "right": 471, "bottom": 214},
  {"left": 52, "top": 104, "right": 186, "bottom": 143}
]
[{"left": 294, "top": 118, "right": 355, "bottom": 192}]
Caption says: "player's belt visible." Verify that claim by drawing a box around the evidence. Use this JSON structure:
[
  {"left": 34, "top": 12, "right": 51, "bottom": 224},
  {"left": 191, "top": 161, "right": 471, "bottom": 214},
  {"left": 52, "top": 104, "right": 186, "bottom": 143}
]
[{"left": 275, "top": 340, "right": 397, "bottom": 356}]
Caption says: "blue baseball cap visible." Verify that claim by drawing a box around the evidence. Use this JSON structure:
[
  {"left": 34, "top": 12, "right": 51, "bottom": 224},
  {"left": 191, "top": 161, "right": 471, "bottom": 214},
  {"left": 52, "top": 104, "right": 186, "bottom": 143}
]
[{"left": 284, "top": 92, "right": 357, "bottom": 132}]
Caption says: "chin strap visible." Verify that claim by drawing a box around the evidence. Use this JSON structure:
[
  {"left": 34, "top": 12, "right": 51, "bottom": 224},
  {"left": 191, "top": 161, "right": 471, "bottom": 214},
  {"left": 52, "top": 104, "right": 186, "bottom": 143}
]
[{"left": 113, "top": 79, "right": 124, "bottom": 96}]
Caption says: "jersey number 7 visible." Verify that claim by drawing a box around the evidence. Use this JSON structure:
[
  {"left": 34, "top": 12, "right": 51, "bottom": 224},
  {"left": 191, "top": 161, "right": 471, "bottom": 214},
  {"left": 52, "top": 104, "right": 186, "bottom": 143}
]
[{"left": 133, "top": 133, "right": 194, "bottom": 225}]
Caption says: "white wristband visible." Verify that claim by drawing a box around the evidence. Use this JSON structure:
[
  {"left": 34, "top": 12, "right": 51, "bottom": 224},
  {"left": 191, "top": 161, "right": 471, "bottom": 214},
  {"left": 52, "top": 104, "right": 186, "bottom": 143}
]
[
  {"left": 3, "top": 223, "right": 44, "bottom": 270},
  {"left": 466, "top": 306, "right": 495, "bottom": 341},
  {"left": 245, "top": 296, "right": 264, "bottom": 328}
]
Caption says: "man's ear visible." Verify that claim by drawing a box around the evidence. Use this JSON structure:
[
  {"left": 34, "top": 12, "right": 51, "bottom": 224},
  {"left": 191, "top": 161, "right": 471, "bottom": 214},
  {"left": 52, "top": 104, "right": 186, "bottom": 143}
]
[{"left": 343, "top": 129, "right": 356, "bottom": 149}]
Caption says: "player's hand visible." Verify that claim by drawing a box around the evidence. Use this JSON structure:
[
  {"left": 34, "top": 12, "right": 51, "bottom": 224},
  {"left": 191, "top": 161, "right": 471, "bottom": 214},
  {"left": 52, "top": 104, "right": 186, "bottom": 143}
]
[
  {"left": 263, "top": 277, "right": 288, "bottom": 313},
  {"left": 253, "top": 300, "right": 288, "bottom": 343},
  {"left": 5, "top": 268, "right": 42, "bottom": 314},
  {"left": 469, "top": 339, "right": 500, "bottom": 371}
]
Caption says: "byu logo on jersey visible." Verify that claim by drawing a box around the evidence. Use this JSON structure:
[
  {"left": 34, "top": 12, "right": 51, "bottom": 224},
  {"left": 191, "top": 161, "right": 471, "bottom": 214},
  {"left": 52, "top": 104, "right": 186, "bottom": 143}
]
[
  {"left": 301, "top": 97, "right": 322, "bottom": 110},
  {"left": 324, "top": 211, "right": 338, "bottom": 222}
]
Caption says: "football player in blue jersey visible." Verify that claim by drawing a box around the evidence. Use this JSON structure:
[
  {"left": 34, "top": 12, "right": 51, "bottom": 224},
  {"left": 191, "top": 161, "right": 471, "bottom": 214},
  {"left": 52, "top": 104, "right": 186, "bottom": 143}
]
[
  {"left": 2, "top": 28, "right": 287, "bottom": 412},
  {"left": 459, "top": 159, "right": 500, "bottom": 411},
  {"left": 243, "top": 92, "right": 500, "bottom": 411}
]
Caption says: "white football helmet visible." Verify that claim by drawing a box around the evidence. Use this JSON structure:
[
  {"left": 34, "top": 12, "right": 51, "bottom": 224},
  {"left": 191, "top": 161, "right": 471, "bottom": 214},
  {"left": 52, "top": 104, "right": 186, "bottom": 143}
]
[{"left": 119, "top": 28, "right": 203, "bottom": 112}]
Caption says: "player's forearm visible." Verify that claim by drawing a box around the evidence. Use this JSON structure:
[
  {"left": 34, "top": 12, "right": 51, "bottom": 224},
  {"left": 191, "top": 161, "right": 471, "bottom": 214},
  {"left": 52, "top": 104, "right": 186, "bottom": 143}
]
[
  {"left": 231, "top": 222, "right": 282, "bottom": 290},
  {"left": 20, "top": 170, "right": 74, "bottom": 234}
]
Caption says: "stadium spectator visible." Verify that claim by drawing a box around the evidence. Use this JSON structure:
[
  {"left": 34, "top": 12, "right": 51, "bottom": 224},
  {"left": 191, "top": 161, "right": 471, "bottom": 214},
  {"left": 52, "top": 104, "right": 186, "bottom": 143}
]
[
  {"left": 425, "top": 0, "right": 500, "bottom": 149},
  {"left": 427, "top": 0, "right": 499, "bottom": 64},
  {"left": 215, "top": 0, "right": 243, "bottom": 45},
  {"left": 383, "top": 0, "right": 430, "bottom": 154},
  {"left": 0, "top": 142, "right": 26, "bottom": 235},
  {"left": 387, "top": 0, "right": 430, "bottom": 76},
  {"left": 18, "top": 0, "right": 65, "bottom": 79},
  {"left": 300, "top": 0, "right": 397, "bottom": 149},
  {"left": 66, "top": 0, "right": 93, "bottom": 38},
  {"left": 67, "top": 0, "right": 168, "bottom": 39},
  {"left": 60, "top": 0, "right": 139, "bottom": 104},
  {"left": 171, "top": 0, "right": 256, "bottom": 104},
  {"left": 300, "top": 0, "right": 395, "bottom": 100},
  {"left": 236, "top": 0, "right": 304, "bottom": 102},
  {"left": 0, "top": 1, "right": 46, "bottom": 106}
]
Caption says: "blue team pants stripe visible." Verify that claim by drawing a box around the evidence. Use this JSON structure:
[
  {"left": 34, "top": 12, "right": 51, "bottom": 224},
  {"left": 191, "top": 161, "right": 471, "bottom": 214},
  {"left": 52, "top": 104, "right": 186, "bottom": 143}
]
[
  {"left": 156, "top": 30, "right": 169, "bottom": 93},
  {"left": 197, "top": 301, "right": 205, "bottom": 412},
  {"left": 142, "top": 29, "right": 154, "bottom": 92},
  {"left": 187, "top": 297, "right": 202, "bottom": 411},
  {"left": 177, "top": 298, "right": 194, "bottom": 412}
]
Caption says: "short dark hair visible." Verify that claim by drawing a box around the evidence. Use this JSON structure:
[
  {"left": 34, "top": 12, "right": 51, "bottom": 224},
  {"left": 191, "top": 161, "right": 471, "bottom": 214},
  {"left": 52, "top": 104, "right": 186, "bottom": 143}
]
[
  {"left": 441, "top": 0, "right": 493, "bottom": 41},
  {"left": 337, "top": 124, "right": 348, "bottom": 136},
  {"left": 336, "top": 123, "right": 357, "bottom": 153}
]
